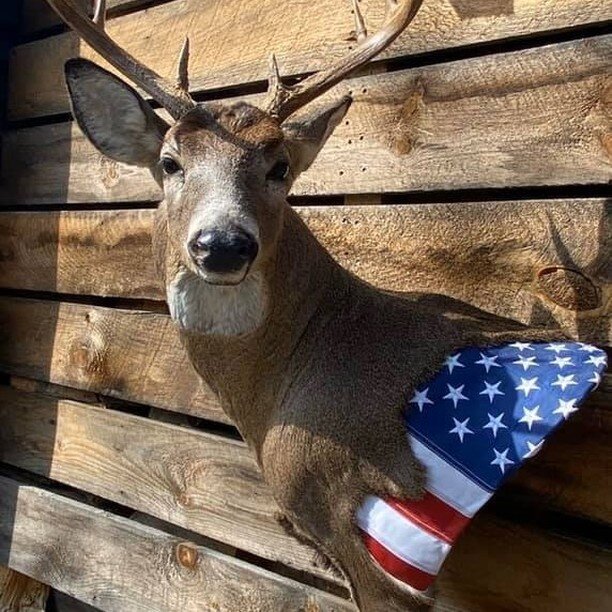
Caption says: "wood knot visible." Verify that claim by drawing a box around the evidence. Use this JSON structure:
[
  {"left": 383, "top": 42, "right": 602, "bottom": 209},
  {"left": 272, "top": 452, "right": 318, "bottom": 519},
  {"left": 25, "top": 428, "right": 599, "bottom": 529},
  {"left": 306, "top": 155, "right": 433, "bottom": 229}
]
[
  {"left": 99, "top": 156, "right": 120, "bottom": 189},
  {"left": 536, "top": 267, "right": 601, "bottom": 311},
  {"left": 71, "top": 320, "right": 108, "bottom": 381},
  {"left": 177, "top": 491, "right": 193, "bottom": 508},
  {"left": 390, "top": 78, "right": 426, "bottom": 156},
  {"left": 175, "top": 543, "right": 199, "bottom": 570}
]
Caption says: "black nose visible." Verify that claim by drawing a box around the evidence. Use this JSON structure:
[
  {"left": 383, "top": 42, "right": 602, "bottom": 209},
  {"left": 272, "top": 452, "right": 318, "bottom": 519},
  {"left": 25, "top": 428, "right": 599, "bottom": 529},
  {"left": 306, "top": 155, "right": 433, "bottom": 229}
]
[{"left": 188, "top": 228, "right": 258, "bottom": 274}]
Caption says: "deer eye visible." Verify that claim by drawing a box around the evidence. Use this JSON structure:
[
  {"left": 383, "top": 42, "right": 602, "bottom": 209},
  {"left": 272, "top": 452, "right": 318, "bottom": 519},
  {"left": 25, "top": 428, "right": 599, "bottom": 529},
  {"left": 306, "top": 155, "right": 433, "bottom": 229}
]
[
  {"left": 161, "top": 157, "right": 182, "bottom": 176},
  {"left": 267, "top": 161, "right": 290, "bottom": 182}
]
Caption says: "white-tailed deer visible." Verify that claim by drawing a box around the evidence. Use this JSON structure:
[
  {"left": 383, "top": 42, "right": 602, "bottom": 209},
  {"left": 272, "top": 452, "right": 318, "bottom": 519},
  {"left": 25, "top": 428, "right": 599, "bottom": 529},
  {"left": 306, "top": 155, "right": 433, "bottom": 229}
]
[{"left": 47, "top": 1, "right": 607, "bottom": 609}]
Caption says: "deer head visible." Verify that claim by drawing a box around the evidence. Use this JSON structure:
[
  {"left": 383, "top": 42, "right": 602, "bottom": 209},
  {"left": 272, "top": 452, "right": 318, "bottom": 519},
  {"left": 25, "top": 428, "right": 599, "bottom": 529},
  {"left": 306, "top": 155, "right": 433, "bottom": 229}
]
[{"left": 49, "top": 0, "right": 423, "bottom": 333}]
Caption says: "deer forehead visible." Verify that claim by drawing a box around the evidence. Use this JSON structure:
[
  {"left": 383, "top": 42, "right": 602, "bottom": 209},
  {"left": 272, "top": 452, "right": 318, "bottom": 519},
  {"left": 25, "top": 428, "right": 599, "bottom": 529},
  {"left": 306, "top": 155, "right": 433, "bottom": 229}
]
[{"left": 165, "top": 103, "right": 285, "bottom": 161}]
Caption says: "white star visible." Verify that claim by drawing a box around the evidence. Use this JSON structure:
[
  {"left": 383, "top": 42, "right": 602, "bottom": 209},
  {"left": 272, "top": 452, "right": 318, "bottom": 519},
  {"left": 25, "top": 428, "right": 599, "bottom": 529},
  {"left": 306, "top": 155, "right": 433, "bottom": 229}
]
[
  {"left": 551, "top": 374, "right": 578, "bottom": 391},
  {"left": 479, "top": 380, "right": 505, "bottom": 403},
  {"left": 449, "top": 417, "right": 474, "bottom": 443},
  {"left": 550, "top": 355, "right": 573, "bottom": 369},
  {"left": 585, "top": 355, "right": 607, "bottom": 368},
  {"left": 588, "top": 371, "right": 602, "bottom": 387},
  {"left": 483, "top": 412, "right": 508, "bottom": 438},
  {"left": 545, "top": 343, "right": 568, "bottom": 354},
  {"left": 409, "top": 388, "right": 434, "bottom": 412},
  {"left": 523, "top": 440, "right": 545, "bottom": 459},
  {"left": 513, "top": 355, "right": 538, "bottom": 371},
  {"left": 553, "top": 398, "right": 579, "bottom": 419},
  {"left": 578, "top": 343, "right": 600, "bottom": 353},
  {"left": 444, "top": 353, "right": 465, "bottom": 374},
  {"left": 519, "top": 406, "right": 542, "bottom": 431},
  {"left": 515, "top": 377, "right": 540, "bottom": 397},
  {"left": 509, "top": 342, "right": 534, "bottom": 352},
  {"left": 475, "top": 352, "right": 501, "bottom": 373},
  {"left": 490, "top": 448, "right": 515, "bottom": 474},
  {"left": 443, "top": 384, "right": 469, "bottom": 408}
]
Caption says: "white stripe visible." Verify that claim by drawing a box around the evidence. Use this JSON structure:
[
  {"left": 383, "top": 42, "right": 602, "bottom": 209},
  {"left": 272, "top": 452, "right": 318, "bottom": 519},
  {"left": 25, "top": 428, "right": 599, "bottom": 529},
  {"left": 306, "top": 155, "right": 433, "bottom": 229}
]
[
  {"left": 408, "top": 435, "right": 492, "bottom": 517},
  {"left": 357, "top": 496, "right": 451, "bottom": 575}
]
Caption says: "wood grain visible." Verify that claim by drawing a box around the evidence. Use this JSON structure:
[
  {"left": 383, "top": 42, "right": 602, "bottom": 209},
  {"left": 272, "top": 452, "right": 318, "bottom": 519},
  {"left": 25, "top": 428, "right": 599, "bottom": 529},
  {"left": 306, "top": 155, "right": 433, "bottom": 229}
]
[
  {"left": 0, "top": 296, "right": 226, "bottom": 422},
  {"left": 0, "top": 386, "right": 609, "bottom": 561},
  {"left": 0, "top": 200, "right": 608, "bottom": 343},
  {"left": 0, "top": 566, "right": 49, "bottom": 612},
  {"left": 4, "top": 36, "right": 611, "bottom": 205},
  {"left": 1, "top": 410, "right": 611, "bottom": 611},
  {"left": 21, "top": 0, "right": 148, "bottom": 36},
  {"left": 0, "top": 476, "right": 353, "bottom": 612},
  {"left": 8, "top": 0, "right": 612, "bottom": 120},
  {"left": 0, "top": 292, "right": 609, "bottom": 424},
  {"left": 0, "top": 387, "right": 333, "bottom": 582}
]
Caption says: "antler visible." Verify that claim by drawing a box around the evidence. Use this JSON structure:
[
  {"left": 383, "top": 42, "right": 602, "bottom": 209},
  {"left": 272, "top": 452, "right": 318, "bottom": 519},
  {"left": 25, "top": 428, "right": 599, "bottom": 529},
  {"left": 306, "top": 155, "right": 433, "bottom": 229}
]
[
  {"left": 46, "top": 0, "right": 196, "bottom": 120},
  {"left": 267, "top": 0, "right": 424, "bottom": 122}
]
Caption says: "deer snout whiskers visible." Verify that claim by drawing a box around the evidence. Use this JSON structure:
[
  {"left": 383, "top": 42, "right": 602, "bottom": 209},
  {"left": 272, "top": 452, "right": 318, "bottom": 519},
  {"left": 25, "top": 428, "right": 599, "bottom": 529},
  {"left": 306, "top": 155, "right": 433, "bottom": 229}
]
[{"left": 188, "top": 227, "right": 259, "bottom": 284}]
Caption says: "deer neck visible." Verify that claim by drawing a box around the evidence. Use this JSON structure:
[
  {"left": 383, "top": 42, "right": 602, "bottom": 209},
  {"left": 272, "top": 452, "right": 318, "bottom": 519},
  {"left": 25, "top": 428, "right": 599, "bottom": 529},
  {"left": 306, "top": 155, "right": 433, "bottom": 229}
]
[{"left": 180, "top": 205, "right": 351, "bottom": 450}]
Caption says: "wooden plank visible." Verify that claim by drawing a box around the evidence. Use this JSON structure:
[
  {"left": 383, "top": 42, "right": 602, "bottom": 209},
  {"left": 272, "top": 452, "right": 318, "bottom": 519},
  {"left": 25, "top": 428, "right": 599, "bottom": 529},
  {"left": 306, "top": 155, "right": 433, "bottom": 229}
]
[
  {"left": 0, "top": 476, "right": 353, "bottom": 612},
  {"left": 8, "top": 0, "right": 612, "bottom": 121},
  {"left": 0, "top": 296, "right": 226, "bottom": 422},
  {"left": 21, "top": 0, "right": 147, "bottom": 36},
  {"left": 0, "top": 200, "right": 609, "bottom": 343},
  {"left": 0, "top": 292, "right": 609, "bottom": 424},
  {"left": 0, "top": 566, "right": 49, "bottom": 612},
  {"left": 0, "top": 209, "right": 163, "bottom": 299},
  {"left": 1, "top": 448, "right": 611, "bottom": 610},
  {"left": 0, "top": 388, "right": 333, "bottom": 581},
  {"left": 4, "top": 36, "right": 611, "bottom": 204},
  {"left": 437, "top": 515, "right": 612, "bottom": 611},
  {"left": 0, "top": 386, "right": 609, "bottom": 571}
]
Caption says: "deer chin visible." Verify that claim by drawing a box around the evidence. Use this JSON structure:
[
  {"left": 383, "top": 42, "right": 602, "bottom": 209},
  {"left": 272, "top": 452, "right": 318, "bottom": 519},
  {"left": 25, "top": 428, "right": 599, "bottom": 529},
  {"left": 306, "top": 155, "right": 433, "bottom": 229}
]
[{"left": 167, "top": 267, "right": 268, "bottom": 336}]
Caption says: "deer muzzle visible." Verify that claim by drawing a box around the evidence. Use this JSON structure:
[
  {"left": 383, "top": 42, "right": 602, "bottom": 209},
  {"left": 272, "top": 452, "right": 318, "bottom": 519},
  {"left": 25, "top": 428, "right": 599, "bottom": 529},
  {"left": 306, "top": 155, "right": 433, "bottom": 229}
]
[{"left": 188, "top": 227, "right": 259, "bottom": 284}]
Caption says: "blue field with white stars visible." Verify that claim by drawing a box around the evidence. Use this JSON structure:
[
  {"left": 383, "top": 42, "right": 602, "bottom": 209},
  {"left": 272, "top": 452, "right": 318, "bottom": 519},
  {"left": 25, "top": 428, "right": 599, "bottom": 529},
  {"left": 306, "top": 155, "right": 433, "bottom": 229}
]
[{"left": 405, "top": 342, "right": 608, "bottom": 491}]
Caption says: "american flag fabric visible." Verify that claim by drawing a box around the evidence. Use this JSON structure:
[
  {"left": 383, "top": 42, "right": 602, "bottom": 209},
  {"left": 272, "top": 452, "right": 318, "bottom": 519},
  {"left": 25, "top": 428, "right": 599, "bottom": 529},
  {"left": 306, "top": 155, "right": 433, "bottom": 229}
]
[{"left": 357, "top": 341, "right": 608, "bottom": 592}]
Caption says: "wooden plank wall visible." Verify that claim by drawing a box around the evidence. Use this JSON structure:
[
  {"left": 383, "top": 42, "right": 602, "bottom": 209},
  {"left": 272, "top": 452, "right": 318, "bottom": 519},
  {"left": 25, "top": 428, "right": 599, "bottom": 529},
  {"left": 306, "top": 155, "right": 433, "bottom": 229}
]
[{"left": 0, "top": 1, "right": 610, "bottom": 610}]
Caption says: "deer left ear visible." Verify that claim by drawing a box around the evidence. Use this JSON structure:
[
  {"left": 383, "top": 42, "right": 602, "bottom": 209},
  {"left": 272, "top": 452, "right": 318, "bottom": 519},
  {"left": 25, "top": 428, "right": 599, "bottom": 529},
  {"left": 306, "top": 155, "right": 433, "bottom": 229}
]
[
  {"left": 282, "top": 95, "right": 352, "bottom": 176},
  {"left": 65, "top": 58, "right": 169, "bottom": 168}
]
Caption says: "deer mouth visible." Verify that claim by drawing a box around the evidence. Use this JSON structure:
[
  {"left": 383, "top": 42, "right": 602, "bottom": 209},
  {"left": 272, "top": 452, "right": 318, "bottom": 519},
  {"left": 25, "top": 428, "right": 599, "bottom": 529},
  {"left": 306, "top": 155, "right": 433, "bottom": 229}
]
[{"left": 193, "top": 264, "right": 252, "bottom": 287}]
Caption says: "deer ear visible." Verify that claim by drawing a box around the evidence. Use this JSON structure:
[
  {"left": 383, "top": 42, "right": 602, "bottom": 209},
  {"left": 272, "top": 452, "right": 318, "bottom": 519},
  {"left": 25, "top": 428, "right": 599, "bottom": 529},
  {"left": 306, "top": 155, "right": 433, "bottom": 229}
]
[
  {"left": 65, "top": 58, "right": 169, "bottom": 168},
  {"left": 282, "top": 95, "right": 352, "bottom": 175}
]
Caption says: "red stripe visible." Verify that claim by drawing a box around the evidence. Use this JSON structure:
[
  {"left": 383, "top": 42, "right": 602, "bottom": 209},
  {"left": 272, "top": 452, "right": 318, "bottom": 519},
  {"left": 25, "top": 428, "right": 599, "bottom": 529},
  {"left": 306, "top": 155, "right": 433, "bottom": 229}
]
[
  {"left": 361, "top": 530, "right": 436, "bottom": 592},
  {"left": 386, "top": 493, "right": 471, "bottom": 543}
]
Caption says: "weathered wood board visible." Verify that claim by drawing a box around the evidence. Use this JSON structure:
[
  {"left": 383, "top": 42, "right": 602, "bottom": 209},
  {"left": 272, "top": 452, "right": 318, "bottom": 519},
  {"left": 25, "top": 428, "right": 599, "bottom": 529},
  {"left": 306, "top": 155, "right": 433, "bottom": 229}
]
[
  {"left": 1, "top": 472, "right": 611, "bottom": 611},
  {"left": 21, "top": 0, "right": 143, "bottom": 36},
  {"left": 0, "top": 565, "right": 49, "bottom": 612},
  {"left": 0, "top": 200, "right": 609, "bottom": 342},
  {"left": 0, "top": 386, "right": 609, "bottom": 559},
  {"left": 0, "top": 294, "right": 610, "bottom": 427},
  {"left": 3, "top": 35, "right": 611, "bottom": 205},
  {"left": 0, "top": 297, "right": 224, "bottom": 421},
  {"left": 0, "top": 476, "right": 353, "bottom": 612},
  {"left": 9, "top": 0, "right": 612, "bottom": 120}
]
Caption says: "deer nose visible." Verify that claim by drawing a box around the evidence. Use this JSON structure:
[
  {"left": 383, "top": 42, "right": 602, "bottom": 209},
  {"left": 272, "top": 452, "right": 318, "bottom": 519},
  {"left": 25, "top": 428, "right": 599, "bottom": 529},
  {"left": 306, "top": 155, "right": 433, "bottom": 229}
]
[{"left": 188, "top": 228, "right": 259, "bottom": 274}]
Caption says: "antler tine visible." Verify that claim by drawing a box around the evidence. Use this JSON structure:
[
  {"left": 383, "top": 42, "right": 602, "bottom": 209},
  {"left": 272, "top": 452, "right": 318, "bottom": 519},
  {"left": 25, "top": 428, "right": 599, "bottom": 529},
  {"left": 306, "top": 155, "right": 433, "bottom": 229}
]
[
  {"left": 176, "top": 37, "right": 190, "bottom": 93},
  {"left": 352, "top": 0, "right": 368, "bottom": 43},
  {"left": 45, "top": 0, "right": 196, "bottom": 120},
  {"left": 267, "top": 0, "right": 424, "bottom": 123},
  {"left": 92, "top": 0, "right": 106, "bottom": 28}
]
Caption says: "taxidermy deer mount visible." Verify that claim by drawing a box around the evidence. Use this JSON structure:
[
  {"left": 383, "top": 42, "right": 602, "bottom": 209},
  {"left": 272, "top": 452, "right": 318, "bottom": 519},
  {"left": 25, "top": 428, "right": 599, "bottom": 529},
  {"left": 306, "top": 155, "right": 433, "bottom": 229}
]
[{"left": 47, "top": 0, "right": 608, "bottom": 609}]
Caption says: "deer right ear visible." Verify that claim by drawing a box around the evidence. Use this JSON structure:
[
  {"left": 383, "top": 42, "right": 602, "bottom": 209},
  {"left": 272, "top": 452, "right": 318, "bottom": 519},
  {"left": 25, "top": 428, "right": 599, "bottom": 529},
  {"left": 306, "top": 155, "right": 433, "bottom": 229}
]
[
  {"left": 65, "top": 58, "right": 169, "bottom": 168},
  {"left": 282, "top": 95, "right": 352, "bottom": 176}
]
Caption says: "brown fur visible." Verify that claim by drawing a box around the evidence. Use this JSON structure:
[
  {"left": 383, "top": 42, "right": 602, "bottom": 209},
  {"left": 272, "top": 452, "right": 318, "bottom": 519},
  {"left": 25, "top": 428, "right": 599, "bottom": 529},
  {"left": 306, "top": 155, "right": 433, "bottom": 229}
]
[
  {"left": 67, "top": 72, "right": 560, "bottom": 609},
  {"left": 165, "top": 204, "right": 557, "bottom": 611},
  {"left": 152, "top": 104, "right": 558, "bottom": 611}
]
